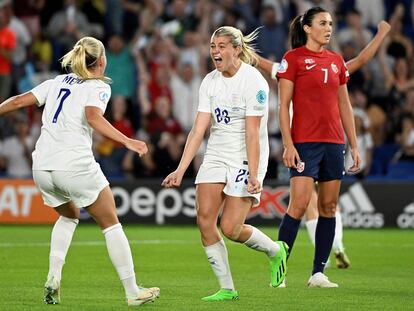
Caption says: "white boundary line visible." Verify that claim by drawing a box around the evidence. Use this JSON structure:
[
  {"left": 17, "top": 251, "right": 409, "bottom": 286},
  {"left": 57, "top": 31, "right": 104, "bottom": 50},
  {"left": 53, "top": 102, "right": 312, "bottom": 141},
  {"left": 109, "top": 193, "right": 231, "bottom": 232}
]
[{"left": 0, "top": 239, "right": 195, "bottom": 248}]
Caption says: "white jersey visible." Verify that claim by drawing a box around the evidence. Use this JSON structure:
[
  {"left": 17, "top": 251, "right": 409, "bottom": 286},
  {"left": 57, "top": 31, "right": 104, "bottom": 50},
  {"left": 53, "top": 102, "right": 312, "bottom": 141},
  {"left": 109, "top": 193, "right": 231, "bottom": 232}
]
[
  {"left": 31, "top": 73, "right": 111, "bottom": 171},
  {"left": 198, "top": 62, "right": 269, "bottom": 174}
]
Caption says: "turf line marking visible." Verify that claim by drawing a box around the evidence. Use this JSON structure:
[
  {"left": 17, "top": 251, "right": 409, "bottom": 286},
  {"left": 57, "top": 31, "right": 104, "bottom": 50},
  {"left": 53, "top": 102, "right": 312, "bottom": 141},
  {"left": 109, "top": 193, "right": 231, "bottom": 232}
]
[{"left": 0, "top": 239, "right": 196, "bottom": 248}]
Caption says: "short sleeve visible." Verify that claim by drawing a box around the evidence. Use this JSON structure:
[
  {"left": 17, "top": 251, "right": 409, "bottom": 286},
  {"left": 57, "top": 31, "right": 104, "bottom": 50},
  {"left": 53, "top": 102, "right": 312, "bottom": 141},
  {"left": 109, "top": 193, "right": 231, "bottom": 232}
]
[
  {"left": 197, "top": 75, "right": 211, "bottom": 113},
  {"left": 245, "top": 73, "right": 269, "bottom": 117},
  {"left": 85, "top": 83, "right": 111, "bottom": 113},
  {"left": 276, "top": 51, "right": 297, "bottom": 82},
  {"left": 339, "top": 56, "right": 350, "bottom": 85},
  {"left": 31, "top": 79, "right": 53, "bottom": 107}
]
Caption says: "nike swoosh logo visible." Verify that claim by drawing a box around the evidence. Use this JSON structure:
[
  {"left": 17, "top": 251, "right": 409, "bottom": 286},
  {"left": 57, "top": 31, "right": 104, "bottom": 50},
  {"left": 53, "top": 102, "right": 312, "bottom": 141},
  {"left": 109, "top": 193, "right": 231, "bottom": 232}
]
[{"left": 306, "top": 64, "right": 317, "bottom": 70}]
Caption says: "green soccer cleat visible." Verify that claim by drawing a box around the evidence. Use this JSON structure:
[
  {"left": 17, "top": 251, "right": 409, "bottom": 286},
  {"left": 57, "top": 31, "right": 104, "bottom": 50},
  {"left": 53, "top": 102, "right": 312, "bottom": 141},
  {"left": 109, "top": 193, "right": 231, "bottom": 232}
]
[
  {"left": 43, "top": 276, "right": 60, "bottom": 305},
  {"left": 201, "top": 289, "right": 239, "bottom": 302},
  {"left": 335, "top": 251, "right": 351, "bottom": 269},
  {"left": 269, "top": 241, "right": 288, "bottom": 288}
]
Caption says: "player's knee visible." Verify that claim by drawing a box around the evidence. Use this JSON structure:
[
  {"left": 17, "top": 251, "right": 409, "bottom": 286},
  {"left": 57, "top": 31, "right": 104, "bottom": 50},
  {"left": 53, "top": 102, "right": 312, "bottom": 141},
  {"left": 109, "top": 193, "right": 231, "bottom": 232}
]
[
  {"left": 288, "top": 200, "right": 310, "bottom": 219},
  {"left": 319, "top": 200, "right": 337, "bottom": 217},
  {"left": 196, "top": 213, "right": 214, "bottom": 232},
  {"left": 220, "top": 221, "right": 242, "bottom": 241}
]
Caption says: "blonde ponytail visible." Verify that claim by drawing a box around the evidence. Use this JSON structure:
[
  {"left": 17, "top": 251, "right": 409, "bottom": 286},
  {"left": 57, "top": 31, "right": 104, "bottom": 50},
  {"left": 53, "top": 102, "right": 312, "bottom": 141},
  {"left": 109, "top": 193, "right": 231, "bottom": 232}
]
[
  {"left": 61, "top": 37, "right": 111, "bottom": 83},
  {"left": 211, "top": 26, "right": 260, "bottom": 66}
]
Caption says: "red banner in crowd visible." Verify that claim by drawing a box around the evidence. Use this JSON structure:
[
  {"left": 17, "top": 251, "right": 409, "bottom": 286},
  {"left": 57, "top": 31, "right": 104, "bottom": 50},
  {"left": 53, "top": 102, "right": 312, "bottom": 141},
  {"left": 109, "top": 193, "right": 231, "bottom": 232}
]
[{"left": 0, "top": 179, "right": 58, "bottom": 224}]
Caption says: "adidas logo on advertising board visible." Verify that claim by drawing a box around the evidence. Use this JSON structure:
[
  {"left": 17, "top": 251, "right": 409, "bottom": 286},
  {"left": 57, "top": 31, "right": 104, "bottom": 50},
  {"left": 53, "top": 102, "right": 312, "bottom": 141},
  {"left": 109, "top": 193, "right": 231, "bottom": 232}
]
[
  {"left": 339, "top": 182, "right": 384, "bottom": 228},
  {"left": 397, "top": 202, "right": 414, "bottom": 228}
]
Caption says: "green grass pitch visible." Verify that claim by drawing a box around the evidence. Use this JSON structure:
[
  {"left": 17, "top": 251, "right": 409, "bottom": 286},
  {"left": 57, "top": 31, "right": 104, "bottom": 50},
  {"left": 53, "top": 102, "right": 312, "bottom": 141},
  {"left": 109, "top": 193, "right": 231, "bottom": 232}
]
[{"left": 0, "top": 225, "right": 413, "bottom": 311}]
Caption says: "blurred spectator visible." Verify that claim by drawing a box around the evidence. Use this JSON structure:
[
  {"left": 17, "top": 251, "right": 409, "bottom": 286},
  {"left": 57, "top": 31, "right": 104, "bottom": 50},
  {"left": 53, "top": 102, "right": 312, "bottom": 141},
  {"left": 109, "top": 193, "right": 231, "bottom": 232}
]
[
  {"left": 170, "top": 62, "right": 201, "bottom": 133},
  {"left": 367, "top": 103, "right": 387, "bottom": 146},
  {"left": 387, "top": 3, "right": 413, "bottom": 59},
  {"left": 106, "top": 0, "right": 123, "bottom": 35},
  {"left": 0, "top": 113, "right": 34, "bottom": 178},
  {"left": 256, "top": 0, "right": 288, "bottom": 26},
  {"left": 162, "top": 0, "right": 198, "bottom": 47},
  {"left": 146, "top": 95, "right": 185, "bottom": 176},
  {"left": 142, "top": 35, "right": 176, "bottom": 105},
  {"left": 396, "top": 114, "right": 414, "bottom": 161},
  {"left": 97, "top": 95, "right": 135, "bottom": 177},
  {"left": 340, "top": 41, "right": 367, "bottom": 90},
  {"left": 338, "top": 8, "right": 373, "bottom": 53},
  {"left": 0, "top": 1, "right": 15, "bottom": 102},
  {"left": 378, "top": 37, "right": 414, "bottom": 139},
  {"left": 210, "top": 0, "right": 235, "bottom": 29},
  {"left": 4, "top": 2, "right": 31, "bottom": 90},
  {"left": 13, "top": 0, "right": 44, "bottom": 39},
  {"left": 80, "top": 0, "right": 105, "bottom": 37},
  {"left": 355, "top": 0, "right": 385, "bottom": 29},
  {"left": 105, "top": 33, "right": 137, "bottom": 100},
  {"left": 345, "top": 109, "right": 374, "bottom": 179},
  {"left": 179, "top": 31, "right": 204, "bottom": 76},
  {"left": 294, "top": 0, "right": 336, "bottom": 15},
  {"left": 32, "top": 30, "right": 52, "bottom": 72},
  {"left": 121, "top": 0, "right": 162, "bottom": 42},
  {"left": 47, "top": 0, "right": 92, "bottom": 62},
  {"left": 29, "top": 106, "right": 42, "bottom": 142},
  {"left": 149, "top": 65, "right": 173, "bottom": 106},
  {"left": 257, "top": 5, "right": 288, "bottom": 60}
]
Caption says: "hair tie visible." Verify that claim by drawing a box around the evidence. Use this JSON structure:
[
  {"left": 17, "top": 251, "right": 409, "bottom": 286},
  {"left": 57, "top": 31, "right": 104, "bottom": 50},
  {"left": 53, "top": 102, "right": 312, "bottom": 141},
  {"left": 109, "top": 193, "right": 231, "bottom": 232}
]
[{"left": 73, "top": 44, "right": 83, "bottom": 53}]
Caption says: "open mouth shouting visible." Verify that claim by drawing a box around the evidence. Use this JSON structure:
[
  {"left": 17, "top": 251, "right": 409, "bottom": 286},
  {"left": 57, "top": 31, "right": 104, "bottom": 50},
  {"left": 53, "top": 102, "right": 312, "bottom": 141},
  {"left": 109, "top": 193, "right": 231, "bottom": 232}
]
[{"left": 213, "top": 55, "right": 223, "bottom": 67}]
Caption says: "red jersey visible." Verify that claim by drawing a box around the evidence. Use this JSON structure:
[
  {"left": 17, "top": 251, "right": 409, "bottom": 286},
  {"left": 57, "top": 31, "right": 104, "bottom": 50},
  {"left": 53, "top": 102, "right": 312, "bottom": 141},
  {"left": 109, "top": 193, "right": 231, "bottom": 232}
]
[
  {"left": 277, "top": 46, "right": 349, "bottom": 144},
  {"left": 0, "top": 27, "right": 16, "bottom": 74}
]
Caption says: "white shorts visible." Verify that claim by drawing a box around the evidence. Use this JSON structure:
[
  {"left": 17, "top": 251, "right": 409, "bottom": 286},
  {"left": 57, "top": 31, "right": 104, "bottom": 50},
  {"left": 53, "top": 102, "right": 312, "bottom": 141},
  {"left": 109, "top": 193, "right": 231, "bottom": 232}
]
[
  {"left": 195, "top": 161, "right": 265, "bottom": 206},
  {"left": 33, "top": 163, "right": 109, "bottom": 208}
]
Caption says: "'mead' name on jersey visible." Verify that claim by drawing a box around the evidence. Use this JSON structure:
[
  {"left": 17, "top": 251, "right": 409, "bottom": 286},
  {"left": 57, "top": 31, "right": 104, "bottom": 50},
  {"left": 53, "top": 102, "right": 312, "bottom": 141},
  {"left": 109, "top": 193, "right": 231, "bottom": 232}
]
[{"left": 62, "top": 75, "right": 84, "bottom": 85}]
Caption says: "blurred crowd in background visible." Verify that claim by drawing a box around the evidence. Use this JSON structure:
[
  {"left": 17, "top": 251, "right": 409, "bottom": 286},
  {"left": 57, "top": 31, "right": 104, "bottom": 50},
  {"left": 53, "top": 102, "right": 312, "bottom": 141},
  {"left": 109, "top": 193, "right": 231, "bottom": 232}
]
[{"left": 1, "top": 0, "right": 414, "bottom": 181}]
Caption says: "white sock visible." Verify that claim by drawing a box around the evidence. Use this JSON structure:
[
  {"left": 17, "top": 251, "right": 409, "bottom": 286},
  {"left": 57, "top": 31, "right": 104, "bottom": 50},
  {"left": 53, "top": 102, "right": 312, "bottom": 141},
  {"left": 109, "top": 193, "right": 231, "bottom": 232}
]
[
  {"left": 332, "top": 211, "right": 344, "bottom": 253},
  {"left": 305, "top": 219, "right": 317, "bottom": 246},
  {"left": 47, "top": 216, "right": 79, "bottom": 282},
  {"left": 103, "top": 223, "right": 139, "bottom": 298},
  {"left": 203, "top": 239, "right": 235, "bottom": 291},
  {"left": 244, "top": 226, "right": 280, "bottom": 257}
]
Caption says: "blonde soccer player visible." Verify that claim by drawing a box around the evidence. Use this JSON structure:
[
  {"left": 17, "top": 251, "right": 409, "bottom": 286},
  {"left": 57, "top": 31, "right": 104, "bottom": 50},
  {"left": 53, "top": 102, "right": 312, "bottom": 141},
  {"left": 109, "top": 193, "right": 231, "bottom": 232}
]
[
  {"left": 162, "top": 26, "right": 288, "bottom": 301},
  {"left": 0, "top": 37, "right": 159, "bottom": 307}
]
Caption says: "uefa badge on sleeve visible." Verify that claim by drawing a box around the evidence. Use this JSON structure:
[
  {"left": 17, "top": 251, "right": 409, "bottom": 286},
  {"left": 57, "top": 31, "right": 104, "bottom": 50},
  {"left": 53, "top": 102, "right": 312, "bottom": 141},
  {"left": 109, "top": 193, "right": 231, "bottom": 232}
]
[{"left": 297, "top": 161, "right": 305, "bottom": 173}]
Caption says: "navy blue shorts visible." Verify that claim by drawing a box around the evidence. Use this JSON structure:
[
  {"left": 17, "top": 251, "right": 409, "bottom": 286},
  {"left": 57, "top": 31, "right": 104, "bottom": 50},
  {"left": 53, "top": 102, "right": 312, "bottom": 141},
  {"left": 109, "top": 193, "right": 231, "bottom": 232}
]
[{"left": 289, "top": 142, "right": 345, "bottom": 182}]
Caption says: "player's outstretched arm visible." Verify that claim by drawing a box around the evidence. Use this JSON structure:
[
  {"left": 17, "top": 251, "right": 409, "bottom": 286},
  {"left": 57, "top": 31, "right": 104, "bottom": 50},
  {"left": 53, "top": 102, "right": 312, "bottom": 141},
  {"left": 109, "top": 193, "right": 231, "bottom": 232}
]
[
  {"left": 255, "top": 54, "right": 280, "bottom": 80},
  {"left": 85, "top": 106, "right": 148, "bottom": 157},
  {"left": 162, "top": 111, "right": 210, "bottom": 188},
  {"left": 0, "top": 92, "right": 38, "bottom": 115},
  {"left": 346, "top": 21, "right": 391, "bottom": 74}
]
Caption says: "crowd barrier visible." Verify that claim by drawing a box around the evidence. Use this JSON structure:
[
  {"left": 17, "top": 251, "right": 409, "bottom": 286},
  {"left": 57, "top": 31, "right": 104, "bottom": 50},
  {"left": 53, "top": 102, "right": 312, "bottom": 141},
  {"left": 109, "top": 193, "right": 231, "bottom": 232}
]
[{"left": 1, "top": 179, "right": 413, "bottom": 228}]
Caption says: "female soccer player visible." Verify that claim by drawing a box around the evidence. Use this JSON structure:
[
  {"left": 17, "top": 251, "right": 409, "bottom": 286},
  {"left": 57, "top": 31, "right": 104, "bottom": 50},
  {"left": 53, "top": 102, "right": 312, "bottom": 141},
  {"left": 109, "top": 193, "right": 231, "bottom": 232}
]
[
  {"left": 0, "top": 37, "right": 159, "bottom": 306},
  {"left": 276, "top": 7, "right": 361, "bottom": 288},
  {"left": 162, "top": 26, "right": 288, "bottom": 301},
  {"left": 257, "top": 21, "right": 391, "bottom": 270}
]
